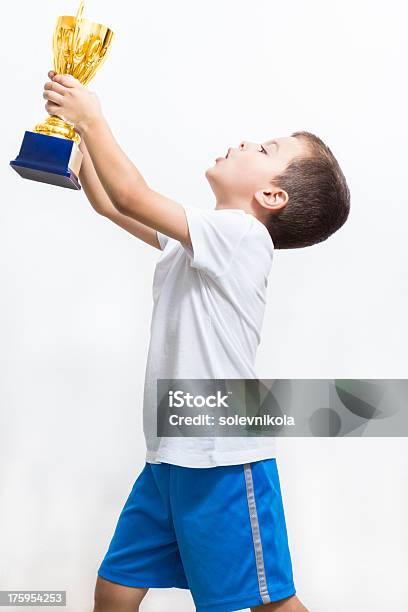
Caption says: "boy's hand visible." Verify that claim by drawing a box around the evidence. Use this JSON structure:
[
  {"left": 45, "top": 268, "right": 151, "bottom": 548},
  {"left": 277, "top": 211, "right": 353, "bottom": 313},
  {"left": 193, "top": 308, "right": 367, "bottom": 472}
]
[{"left": 43, "top": 70, "right": 103, "bottom": 133}]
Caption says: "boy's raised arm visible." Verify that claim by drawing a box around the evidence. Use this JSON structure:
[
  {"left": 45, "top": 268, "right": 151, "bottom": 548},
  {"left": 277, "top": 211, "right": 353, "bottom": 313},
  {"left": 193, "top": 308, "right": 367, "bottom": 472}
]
[
  {"left": 79, "top": 116, "right": 191, "bottom": 248},
  {"left": 78, "top": 138, "right": 162, "bottom": 249},
  {"left": 43, "top": 72, "right": 192, "bottom": 250}
]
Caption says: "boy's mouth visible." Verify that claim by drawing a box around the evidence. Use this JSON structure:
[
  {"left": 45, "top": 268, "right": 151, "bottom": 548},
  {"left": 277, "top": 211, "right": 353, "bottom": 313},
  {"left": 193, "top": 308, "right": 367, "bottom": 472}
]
[{"left": 215, "top": 148, "right": 231, "bottom": 163}]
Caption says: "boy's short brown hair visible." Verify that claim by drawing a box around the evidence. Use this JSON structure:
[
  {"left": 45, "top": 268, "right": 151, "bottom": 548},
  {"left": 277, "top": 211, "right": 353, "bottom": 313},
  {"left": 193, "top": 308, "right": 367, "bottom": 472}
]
[{"left": 267, "top": 131, "right": 350, "bottom": 249}]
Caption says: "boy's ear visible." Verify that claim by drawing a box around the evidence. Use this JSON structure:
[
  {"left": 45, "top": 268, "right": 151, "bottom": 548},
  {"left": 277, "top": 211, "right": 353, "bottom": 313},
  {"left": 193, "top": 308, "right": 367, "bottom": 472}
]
[{"left": 254, "top": 188, "right": 289, "bottom": 212}]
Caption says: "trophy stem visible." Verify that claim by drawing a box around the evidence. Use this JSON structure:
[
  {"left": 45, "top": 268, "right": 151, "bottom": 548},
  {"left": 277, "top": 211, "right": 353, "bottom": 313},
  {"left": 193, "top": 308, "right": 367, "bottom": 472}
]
[{"left": 33, "top": 115, "right": 81, "bottom": 145}]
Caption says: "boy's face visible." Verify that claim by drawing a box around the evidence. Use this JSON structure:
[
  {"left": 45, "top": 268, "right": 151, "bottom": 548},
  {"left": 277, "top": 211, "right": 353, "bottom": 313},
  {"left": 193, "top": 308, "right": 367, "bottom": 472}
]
[{"left": 205, "top": 135, "right": 308, "bottom": 210}]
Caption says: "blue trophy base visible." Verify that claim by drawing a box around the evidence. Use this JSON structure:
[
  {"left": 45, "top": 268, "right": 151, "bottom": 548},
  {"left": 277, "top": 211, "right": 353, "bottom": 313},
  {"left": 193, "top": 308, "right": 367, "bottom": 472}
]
[{"left": 10, "top": 131, "right": 83, "bottom": 190}]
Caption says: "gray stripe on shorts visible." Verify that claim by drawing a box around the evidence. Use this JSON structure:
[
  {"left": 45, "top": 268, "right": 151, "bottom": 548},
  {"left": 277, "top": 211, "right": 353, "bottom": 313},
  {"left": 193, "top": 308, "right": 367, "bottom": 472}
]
[{"left": 243, "top": 462, "right": 271, "bottom": 604}]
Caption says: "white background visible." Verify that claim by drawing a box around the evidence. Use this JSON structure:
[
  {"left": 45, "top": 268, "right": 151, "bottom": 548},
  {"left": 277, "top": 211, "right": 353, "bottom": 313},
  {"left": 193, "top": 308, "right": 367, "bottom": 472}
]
[{"left": 1, "top": 1, "right": 408, "bottom": 610}]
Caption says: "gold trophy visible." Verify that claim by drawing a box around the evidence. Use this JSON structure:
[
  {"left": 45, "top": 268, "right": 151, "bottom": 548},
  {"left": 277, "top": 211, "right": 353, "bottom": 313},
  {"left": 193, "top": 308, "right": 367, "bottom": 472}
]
[{"left": 10, "top": 2, "right": 114, "bottom": 190}]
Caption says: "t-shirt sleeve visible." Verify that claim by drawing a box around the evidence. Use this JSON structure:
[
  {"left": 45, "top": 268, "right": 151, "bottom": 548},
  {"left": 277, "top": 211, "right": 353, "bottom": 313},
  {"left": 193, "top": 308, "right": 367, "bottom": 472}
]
[
  {"left": 181, "top": 205, "right": 254, "bottom": 278},
  {"left": 156, "top": 230, "right": 170, "bottom": 251}
]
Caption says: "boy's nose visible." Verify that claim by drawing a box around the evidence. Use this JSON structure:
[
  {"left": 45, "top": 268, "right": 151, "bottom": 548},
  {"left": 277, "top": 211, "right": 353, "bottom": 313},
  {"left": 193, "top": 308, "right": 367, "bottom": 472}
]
[{"left": 239, "top": 141, "right": 256, "bottom": 151}]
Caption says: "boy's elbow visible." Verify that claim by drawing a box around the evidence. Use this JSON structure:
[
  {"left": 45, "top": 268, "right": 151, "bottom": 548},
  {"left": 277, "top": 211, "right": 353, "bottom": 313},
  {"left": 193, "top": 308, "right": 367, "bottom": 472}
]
[
  {"left": 113, "top": 187, "right": 149, "bottom": 218},
  {"left": 111, "top": 198, "right": 130, "bottom": 215}
]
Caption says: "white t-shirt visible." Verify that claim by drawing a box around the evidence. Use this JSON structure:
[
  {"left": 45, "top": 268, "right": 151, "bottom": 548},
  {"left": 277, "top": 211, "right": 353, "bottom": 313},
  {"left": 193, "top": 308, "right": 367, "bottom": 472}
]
[{"left": 143, "top": 204, "right": 276, "bottom": 468}]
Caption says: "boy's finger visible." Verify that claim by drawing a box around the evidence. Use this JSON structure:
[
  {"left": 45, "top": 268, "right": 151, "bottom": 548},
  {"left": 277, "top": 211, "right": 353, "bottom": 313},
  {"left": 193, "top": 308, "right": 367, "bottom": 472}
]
[{"left": 52, "top": 74, "right": 78, "bottom": 87}]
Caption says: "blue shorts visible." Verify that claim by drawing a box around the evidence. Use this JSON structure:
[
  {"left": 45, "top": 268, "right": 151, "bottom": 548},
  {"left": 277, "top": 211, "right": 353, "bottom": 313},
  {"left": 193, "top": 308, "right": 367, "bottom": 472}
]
[{"left": 97, "top": 458, "right": 296, "bottom": 612}]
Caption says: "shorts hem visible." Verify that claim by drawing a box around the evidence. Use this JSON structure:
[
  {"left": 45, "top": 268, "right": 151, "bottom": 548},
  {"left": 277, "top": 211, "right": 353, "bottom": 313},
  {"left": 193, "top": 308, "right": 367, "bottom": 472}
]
[
  {"left": 97, "top": 568, "right": 189, "bottom": 590},
  {"left": 195, "top": 582, "right": 296, "bottom": 612}
]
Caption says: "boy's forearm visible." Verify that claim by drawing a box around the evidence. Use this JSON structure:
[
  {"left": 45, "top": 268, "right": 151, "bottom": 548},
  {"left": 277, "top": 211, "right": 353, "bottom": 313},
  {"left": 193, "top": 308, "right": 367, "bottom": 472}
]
[
  {"left": 78, "top": 138, "right": 118, "bottom": 217},
  {"left": 78, "top": 116, "right": 150, "bottom": 214}
]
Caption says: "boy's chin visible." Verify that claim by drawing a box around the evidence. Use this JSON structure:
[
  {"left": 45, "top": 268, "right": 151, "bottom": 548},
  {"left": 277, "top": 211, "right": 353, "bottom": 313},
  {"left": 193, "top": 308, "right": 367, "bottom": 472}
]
[
  {"left": 205, "top": 163, "right": 221, "bottom": 180},
  {"left": 204, "top": 170, "right": 220, "bottom": 194},
  {"left": 204, "top": 166, "right": 220, "bottom": 186},
  {"left": 205, "top": 166, "right": 215, "bottom": 182}
]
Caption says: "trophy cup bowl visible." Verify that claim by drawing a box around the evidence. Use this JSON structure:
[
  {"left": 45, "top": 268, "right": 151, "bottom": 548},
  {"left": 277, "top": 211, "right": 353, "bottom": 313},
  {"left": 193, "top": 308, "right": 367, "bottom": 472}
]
[{"left": 10, "top": 7, "right": 114, "bottom": 190}]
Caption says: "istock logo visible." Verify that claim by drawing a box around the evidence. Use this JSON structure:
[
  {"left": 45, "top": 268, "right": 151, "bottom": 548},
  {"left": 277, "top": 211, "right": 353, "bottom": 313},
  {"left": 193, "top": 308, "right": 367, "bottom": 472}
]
[{"left": 168, "top": 390, "right": 231, "bottom": 408}]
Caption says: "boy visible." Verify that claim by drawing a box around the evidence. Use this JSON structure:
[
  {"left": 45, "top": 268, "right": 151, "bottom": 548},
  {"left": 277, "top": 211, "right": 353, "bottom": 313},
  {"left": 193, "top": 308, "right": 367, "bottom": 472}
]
[{"left": 43, "top": 70, "right": 350, "bottom": 612}]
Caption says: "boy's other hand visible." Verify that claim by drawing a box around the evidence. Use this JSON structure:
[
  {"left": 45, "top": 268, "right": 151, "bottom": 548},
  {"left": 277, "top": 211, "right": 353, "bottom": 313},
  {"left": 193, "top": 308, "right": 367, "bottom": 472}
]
[{"left": 43, "top": 69, "right": 103, "bottom": 134}]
